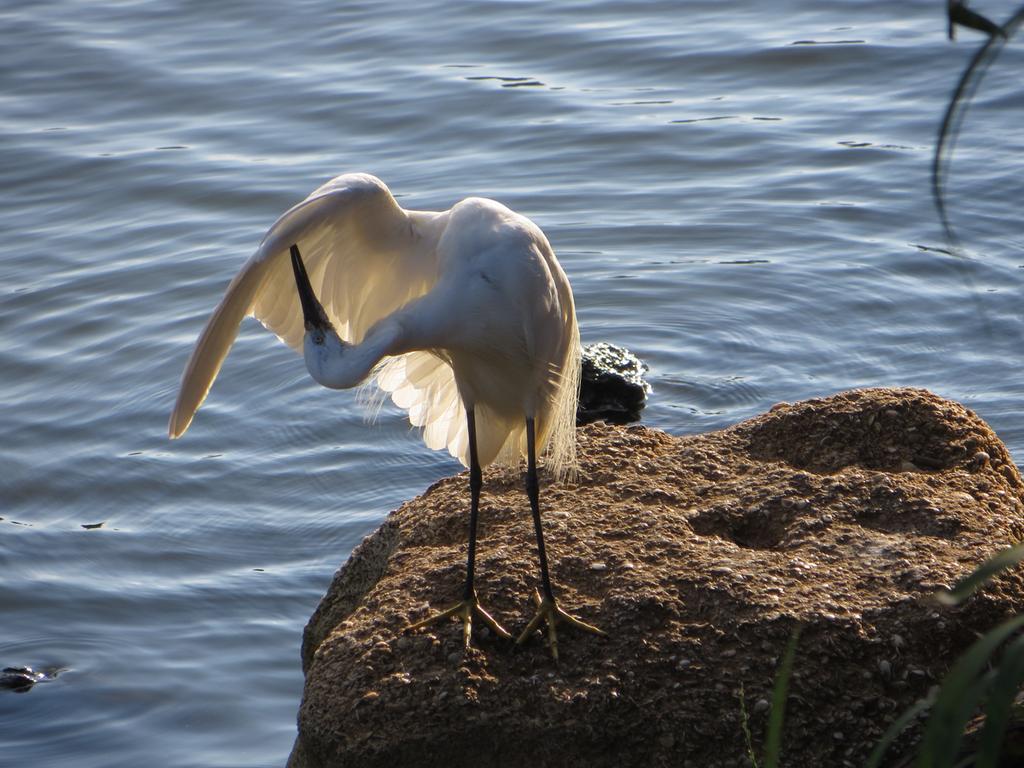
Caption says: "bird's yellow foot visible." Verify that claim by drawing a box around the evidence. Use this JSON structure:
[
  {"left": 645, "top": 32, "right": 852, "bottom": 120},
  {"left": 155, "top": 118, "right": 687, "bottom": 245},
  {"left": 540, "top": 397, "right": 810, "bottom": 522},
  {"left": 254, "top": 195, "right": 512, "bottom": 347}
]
[
  {"left": 516, "top": 589, "right": 606, "bottom": 661},
  {"left": 406, "top": 591, "right": 511, "bottom": 649}
]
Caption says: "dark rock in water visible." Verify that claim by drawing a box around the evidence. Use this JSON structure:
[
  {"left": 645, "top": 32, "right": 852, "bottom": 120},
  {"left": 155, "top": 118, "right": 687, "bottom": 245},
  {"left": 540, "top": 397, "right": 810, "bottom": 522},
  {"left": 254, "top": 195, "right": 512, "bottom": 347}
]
[
  {"left": 1, "top": 666, "right": 49, "bottom": 693},
  {"left": 577, "top": 342, "right": 650, "bottom": 425}
]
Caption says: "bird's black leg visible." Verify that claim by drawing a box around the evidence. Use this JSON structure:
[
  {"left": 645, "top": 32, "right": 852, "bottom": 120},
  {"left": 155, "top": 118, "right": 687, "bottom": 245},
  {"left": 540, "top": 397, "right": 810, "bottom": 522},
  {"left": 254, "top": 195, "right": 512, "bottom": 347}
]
[
  {"left": 464, "top": 408, "right": 483, "bottom": 601},
  {"left": 516, "top": 417, "right": 605, "bottom": 661},
  {"left": 406, "top": 408, "right": 510, "bottom": 648},
  {"left": 524, "top": 417, "right": 555, "bottom": 601}
]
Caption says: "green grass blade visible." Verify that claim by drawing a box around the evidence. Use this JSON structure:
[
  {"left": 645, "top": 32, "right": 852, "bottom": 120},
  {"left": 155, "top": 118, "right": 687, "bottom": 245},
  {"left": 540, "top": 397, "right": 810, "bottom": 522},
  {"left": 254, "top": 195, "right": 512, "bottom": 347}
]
[
  {"left": 976, "top": 635, "right": 1024, "bottom": 768},
  {"left": 936, "top": 545, "right": 1024, "bottom": 606},
  {"left": 763, "top": 627, "right": 801, "bottom": 768},
  {"left": 865, "top": 695, "right": 935, "bottom": 768},
  {"left": 738, "top": 683, "right": 760, "bottom": 768},
  {"left": 925, "top": 671, "right": 998, "bottom": 768},
  {"left": 916, "top": 614, "right": 1024, "bottom": 768}
]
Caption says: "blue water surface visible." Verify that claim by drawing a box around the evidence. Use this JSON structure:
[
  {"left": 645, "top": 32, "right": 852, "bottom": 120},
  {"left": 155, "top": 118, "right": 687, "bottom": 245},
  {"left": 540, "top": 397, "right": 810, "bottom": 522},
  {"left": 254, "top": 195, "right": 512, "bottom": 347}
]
[{"left": 3, "top": 2, "right": 1024, "bottom": 766}]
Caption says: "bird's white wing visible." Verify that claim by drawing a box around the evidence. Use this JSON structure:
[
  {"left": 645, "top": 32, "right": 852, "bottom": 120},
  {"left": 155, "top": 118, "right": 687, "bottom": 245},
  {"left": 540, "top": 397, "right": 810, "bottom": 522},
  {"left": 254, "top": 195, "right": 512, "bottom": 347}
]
[
  {"left": 169, "top": 173, "right": 443, "bottom": 439},
  {"left": 376, "top": 350, "right": 468, "bottom": 461}
]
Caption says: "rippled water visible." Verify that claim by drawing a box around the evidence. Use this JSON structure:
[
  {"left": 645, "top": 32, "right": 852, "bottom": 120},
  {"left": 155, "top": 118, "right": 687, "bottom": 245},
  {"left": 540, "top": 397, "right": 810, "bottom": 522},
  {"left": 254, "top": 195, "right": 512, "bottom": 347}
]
[{"left": 4, "top": 1, "right": 1024, "bottom": 765}]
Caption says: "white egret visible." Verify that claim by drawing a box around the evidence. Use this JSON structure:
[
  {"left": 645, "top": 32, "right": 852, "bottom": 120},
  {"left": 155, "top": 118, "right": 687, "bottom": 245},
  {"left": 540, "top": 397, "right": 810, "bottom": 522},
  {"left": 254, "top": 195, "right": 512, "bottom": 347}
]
[{"left": 168, "top": 173, "right": 603, "bottom": 658}]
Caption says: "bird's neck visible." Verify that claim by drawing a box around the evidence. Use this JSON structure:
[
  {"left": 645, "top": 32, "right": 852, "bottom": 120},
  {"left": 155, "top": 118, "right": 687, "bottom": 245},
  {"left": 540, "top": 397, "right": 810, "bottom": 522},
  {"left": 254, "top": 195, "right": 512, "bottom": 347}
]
[{"left": 304, "top": 320, "right": 403, "bottom": 390}]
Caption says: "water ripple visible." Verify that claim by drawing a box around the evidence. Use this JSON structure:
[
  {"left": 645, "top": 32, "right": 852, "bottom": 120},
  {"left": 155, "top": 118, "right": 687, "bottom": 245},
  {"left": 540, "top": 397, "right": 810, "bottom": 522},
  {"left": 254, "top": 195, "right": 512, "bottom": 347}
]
[{"left": 4, "top": 1, "right": 1024, "bottom": 766}]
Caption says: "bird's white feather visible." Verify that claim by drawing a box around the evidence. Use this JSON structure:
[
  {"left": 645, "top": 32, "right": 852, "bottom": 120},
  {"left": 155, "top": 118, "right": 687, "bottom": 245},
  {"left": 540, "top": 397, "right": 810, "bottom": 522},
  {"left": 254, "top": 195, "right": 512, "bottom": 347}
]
[
  {"left": 169, "top": 173, "right": 444, "bottom": 438},
  {"left": 169, "top": 174, "right": 579, "bottom": 480}
]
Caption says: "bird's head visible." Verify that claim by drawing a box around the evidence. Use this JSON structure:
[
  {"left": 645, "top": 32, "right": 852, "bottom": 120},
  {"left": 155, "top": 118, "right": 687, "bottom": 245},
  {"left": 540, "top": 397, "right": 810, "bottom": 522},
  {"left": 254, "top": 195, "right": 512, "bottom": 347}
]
[
  {"left": 289, "top": 243, "right": 378, "bottom": 391},
  {"left": 289, "top": 243, "right": 352, "bottom": 378},
  {"left": 290, "top": 244, "right": 337, "bottom": 344}
]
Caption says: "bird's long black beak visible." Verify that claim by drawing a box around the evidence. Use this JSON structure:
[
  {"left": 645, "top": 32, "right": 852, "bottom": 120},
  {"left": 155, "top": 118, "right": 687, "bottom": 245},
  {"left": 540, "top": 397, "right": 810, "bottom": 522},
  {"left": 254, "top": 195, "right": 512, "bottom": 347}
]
[{"left": 290, "top": 244, "right": 333, "bottom": 333}]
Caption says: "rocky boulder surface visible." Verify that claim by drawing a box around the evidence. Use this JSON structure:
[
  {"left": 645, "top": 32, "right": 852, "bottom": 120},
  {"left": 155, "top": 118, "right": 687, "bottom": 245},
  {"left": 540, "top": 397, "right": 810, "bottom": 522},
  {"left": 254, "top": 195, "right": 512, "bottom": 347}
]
[{"left": 288, "top": 388, "right": 1024, "bottom": 768}]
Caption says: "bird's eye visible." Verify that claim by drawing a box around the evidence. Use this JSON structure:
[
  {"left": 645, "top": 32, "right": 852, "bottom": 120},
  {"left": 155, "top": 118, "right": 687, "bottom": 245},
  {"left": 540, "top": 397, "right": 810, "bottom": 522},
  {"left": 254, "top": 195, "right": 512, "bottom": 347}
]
[{"left": 313, "top": 333, "right": 324, "bottom": 345}]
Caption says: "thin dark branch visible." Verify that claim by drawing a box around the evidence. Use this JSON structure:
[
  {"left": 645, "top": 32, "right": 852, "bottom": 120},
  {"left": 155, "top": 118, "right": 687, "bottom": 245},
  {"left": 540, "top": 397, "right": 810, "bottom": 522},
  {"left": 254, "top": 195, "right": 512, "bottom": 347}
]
[
  {"left": 933, "top": 6, "right": 1024, "bottom": 246},
  {"left": 947, "top": 1, "right": 1007, "bottom": 41}
]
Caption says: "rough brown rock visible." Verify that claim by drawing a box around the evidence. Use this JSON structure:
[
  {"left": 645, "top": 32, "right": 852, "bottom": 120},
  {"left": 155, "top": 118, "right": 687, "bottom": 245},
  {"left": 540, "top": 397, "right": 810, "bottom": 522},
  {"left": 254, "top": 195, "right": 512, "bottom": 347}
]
[{"left": 287, "top": 388, "right": 1024, "bottom": 768}]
